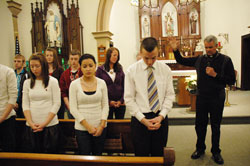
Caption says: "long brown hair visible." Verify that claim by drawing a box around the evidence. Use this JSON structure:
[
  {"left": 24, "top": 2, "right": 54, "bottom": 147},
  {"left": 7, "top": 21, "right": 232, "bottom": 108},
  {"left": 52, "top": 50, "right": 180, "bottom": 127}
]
[
  {"left": 104, "top": 47, "right": 122, "bottom": 72},
  {"left": 29, "top": 53, "right": 49, "bottom": 89},
  {"left": 45, "top": 48, "right": 60, "bottom": 70}
]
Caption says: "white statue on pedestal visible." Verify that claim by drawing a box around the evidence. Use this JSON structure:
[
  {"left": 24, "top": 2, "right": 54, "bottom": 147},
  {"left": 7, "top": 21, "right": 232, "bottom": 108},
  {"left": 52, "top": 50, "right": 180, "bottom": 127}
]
[
  {"left": 142, "top": 17, "right": 150, "bottom": 38},
  {"left": 195, "top": 40, "right": 204, "bottom": 52},
  {"left": 44, "top": 9, "right": 61, "bottom": 47}
]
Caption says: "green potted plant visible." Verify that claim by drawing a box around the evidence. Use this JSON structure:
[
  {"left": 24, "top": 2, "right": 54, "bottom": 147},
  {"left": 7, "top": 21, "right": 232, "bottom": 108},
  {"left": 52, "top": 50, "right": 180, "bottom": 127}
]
[{"left": 185, "top": 75, "right": 197, "bottom": 94}]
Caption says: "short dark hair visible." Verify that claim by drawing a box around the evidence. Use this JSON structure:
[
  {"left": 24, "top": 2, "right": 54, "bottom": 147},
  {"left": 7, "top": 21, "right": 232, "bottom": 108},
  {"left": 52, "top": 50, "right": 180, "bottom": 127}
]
[
  {"left": 79, "top": 54, "right": 96, "bottom": 65},
  {"left": 140, "top": 37, "right": 159, "bottom": 52}
]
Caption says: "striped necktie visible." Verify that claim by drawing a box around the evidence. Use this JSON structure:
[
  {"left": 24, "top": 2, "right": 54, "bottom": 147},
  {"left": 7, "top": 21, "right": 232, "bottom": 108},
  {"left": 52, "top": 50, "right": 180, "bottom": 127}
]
[{"left": 147, "top": 67, "right": 160, "bottom": 113}]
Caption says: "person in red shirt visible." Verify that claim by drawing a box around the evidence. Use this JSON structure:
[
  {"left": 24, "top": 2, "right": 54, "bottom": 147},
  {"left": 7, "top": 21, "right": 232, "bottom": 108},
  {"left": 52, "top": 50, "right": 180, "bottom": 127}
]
[{"left": 59, "top": 50, "right": 82, "bottom": 119}]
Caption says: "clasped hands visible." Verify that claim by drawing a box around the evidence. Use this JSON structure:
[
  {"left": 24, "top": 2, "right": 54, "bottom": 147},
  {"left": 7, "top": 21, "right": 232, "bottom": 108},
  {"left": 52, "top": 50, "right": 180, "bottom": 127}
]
[
  {"left": 110, "top": 100, "right": 121, "bottom": 108},
  {"left": 141, "top": 116, "right": 164, "bottom": 131},
  {"left": 30, "top": 122, "right": 47, "bottom": 132},
  {"left": 86, "top": 125, "right": 104, "bottom": 137}
]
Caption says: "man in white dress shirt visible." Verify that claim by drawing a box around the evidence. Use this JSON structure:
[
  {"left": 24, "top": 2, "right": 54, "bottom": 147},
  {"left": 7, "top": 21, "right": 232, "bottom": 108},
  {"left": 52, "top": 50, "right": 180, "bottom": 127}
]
[
  {"left": 0, "top": 64, "right": 17, "bottom": 152},
  {"left": 125, "top": 37, "right": 175, "bottom": 156}
]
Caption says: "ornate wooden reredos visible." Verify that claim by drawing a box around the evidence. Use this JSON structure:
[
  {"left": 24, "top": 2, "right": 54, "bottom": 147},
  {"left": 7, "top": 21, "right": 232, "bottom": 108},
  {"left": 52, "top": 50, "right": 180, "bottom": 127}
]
[
  {"left": 139, "top": 0, "right": 201, "bottom": 60},
  {"left": 31, "top": 0, "right": 83, "bottom": 63}
]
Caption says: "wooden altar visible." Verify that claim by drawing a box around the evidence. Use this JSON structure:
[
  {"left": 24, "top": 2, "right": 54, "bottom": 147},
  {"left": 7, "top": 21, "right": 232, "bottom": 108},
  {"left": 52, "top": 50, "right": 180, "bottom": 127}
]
[{"left": 138, "top": 0, "right": 202, "bottom": 64}]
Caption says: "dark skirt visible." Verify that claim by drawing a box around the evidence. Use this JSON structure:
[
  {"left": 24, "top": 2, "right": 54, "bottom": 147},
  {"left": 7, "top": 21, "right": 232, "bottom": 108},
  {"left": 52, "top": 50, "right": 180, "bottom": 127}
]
[{"left": 22, "top": 124, "right": 62, "bottom": 153}]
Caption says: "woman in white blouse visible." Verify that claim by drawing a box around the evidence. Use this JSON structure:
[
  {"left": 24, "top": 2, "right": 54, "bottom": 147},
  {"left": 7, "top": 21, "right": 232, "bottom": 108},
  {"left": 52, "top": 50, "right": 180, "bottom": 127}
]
[
  {"left": 69, "top": 54, "right": 109, "bottom": 155},
  {"left": 22, "top": 53, "right": 61, "bottom": 153}
]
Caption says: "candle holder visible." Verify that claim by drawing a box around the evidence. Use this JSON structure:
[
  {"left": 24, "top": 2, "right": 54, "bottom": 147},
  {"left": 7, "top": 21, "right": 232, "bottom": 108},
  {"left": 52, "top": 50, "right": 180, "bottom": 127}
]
[{"left": 217, "top": 45, "right": 223, "bottom": 53}]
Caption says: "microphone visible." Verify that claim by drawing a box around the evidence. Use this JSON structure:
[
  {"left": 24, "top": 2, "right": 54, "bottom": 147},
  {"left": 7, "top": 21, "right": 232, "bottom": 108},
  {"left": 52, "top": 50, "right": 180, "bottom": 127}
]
[
  {"left": 207, "top": 61, "right": 211, "bottom": 67},
  {"left": 206, "top": 54, "right": 212, "bottom": 67}
]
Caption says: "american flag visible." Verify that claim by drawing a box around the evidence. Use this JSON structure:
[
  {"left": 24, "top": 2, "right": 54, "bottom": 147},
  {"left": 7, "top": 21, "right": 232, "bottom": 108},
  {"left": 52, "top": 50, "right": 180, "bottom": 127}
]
[{"left": 15, "top": 36, "right": 20, "bottom": 55}]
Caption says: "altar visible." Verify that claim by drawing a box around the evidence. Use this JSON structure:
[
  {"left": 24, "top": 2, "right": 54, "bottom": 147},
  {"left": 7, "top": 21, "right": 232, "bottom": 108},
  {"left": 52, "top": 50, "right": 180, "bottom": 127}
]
[
  {"left": 163, "top": 60, "right": 197, "bottom": 106},
  {"left": 173, "top": 70, "right": 196, "bottom": 106}
]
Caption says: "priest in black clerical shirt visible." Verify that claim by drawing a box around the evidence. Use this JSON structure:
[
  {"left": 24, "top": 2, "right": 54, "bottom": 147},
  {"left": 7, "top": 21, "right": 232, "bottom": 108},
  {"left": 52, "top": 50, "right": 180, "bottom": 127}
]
[{"left": 170, "top": 35, "right": 235, "bottom": 165}]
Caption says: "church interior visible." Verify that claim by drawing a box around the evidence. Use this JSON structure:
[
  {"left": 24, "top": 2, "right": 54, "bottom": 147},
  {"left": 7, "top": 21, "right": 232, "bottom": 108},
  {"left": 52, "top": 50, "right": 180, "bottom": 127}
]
[{"left": 0, "top": 0, "right": 250, "bottom": 165}]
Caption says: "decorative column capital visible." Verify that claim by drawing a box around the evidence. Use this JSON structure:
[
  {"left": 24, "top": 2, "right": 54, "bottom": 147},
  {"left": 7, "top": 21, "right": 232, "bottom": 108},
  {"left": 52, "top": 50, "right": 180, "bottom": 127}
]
[
  {"left": 7, "top": 0, "right": 22, "bottom": 18},
  {"left": 92, "top": 31, "right": 113, "bottom": 65},
  {"left": 92, "top": 31, "right": 113, "bottom": 40}
]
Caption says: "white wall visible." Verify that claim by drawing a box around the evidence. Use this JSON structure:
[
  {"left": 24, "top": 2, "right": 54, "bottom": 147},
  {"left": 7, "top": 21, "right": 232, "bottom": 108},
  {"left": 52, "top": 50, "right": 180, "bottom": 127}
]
[
  {"left": 200, "top": 0, "right": 250, "bottom": 85},
  {"left": 17, "top": 0, "right": 35, "bottom": 64},
  {"left": 0, "top": 0, "right": 15, "bottom": 67},
  {"left": 109, "top": 0, "right": 140, "bottom": 71},
  {"left": 76, "top": 0, "right": 99, "bottom": 56}
]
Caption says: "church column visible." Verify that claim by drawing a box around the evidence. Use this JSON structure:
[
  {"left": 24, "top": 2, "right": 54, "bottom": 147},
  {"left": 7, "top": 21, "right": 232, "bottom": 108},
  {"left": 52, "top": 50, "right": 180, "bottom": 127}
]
[
  {"left": 92, "top": 31, "right": 113, "bottom": 65},
  {"left": 7, "top": 0, "right": 22, "bottom": 42},
  {"left": 93, "top": 0, "right": 114, "bottom": 65}
]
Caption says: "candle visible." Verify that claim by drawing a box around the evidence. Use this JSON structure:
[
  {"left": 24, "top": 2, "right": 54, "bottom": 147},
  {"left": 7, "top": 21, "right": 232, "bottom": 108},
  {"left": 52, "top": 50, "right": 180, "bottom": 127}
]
[
  {"left": 218, "top": 42, "right": 221, "bottom": 47},
  {"left": 159, "top": 37, "right": 161, "bottom": 45},
  {"left": 181, "top": 36, "right": 183, "bottom": 44},
  {"left": 34, "top": 47, "right": 36, "bottom": 53},
  {"left": 70, "top": 44, "right": 72, "bottom": 51}
]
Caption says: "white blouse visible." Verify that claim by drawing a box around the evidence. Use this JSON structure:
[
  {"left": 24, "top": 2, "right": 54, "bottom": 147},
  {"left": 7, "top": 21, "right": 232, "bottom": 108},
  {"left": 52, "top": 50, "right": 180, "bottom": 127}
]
[
  {"left": 0, "top": 64, "right": 17, "bottom": 119},
  {"left": 107, "top": 69, "right": 116, "bottom": 82},
  {"left": 22, "top": 76, "right": 61, "bottom": 127},
  {"left": 69, "top": 77, "right": 109, "bottom": 131}
]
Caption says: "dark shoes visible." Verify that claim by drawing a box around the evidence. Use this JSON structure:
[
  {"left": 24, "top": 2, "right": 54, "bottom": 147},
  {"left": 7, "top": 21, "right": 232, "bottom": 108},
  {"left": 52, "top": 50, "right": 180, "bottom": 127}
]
[
  {"left": 191, "top": 150, "right": 205, "bottom": 159},
  {"left": 212, "top": 153, "right": 224, "bottom": 165}
]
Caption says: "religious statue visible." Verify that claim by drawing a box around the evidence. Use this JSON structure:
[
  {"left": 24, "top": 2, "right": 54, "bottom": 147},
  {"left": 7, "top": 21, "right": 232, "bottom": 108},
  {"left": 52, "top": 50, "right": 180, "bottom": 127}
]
[
  {"left": 151, "top": 0, "right": 158, "bottom": 7},
  {"left": 164, "top": 12, "right": 174, "bottom": 36},
  {"left": 195, "top": 40, "right": 203, "bottom": 52},
  {"left": 142, "top": 17, "right": 150, "bottom": 38},
  {"left": 142, "top": 0, "right": 150, "bottom": 7},
  {"left": 44, "top": 9, "right": 61, "bottom": 47},
  {"left": 190, "top": 12, "right": 198, "bottom": 35}
]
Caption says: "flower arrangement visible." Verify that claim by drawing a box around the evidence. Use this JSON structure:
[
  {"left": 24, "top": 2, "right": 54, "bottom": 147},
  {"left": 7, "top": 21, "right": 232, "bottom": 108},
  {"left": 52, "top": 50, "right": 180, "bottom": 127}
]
[{"left": 185, "top": 75, "right": 197, "bottom": 94}]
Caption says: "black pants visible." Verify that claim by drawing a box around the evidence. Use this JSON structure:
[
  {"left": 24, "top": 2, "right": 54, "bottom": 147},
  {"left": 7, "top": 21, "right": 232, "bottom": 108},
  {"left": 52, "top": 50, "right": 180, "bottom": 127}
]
[
  {"left": 108, "top": 106, "right": 126, "bottom": 119},
  {"left": 0, "top": 116, "right": 16, "bottom": 152},
  {"left": 16, "top": 106, "right": 24, "bottom": 118},
  {"left": 75, "top": 128, "right": 107, "bottom": 155},
  {"left": 57, "top": 99, "right": 65, "bottom": 119},
  {"left": 131, "top": 112, "right": 168, "bottom": 156},
  {"left": 195, "top": 91, "right": 225, "bottom": 154}
]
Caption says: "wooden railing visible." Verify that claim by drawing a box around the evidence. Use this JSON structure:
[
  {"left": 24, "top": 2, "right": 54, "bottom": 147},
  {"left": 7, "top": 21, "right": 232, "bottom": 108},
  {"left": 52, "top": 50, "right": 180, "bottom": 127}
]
[{"left": 0, "top": 147, "right": 175, "bottom": 166}]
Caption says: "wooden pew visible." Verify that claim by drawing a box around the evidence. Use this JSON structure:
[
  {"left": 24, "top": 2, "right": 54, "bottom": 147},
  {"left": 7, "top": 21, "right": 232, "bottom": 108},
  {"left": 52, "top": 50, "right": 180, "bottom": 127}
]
[
  {"left": 0, "top": 147, "right": 175, "bottom": 166},
  {"left": 15, "top": 118, "right": 133, "bottom": 154}
]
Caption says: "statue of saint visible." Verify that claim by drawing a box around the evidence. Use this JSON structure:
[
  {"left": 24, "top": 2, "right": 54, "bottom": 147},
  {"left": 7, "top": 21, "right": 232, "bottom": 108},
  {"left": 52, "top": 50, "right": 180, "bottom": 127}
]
[
  {"left": 44, "top": 10, "right": 61, "bottom": 47},
  {"left": 190, "top": 12, "right": 198, "bottom": 34},
  {"left": 164, "top": 12, "right": 174, "bottom": 36},
  {"left": 195, "top": 40, "right": 203, "bottom": 52},
  {"left": 142, "top": 17, "right": 150, "bottom": 38}
]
